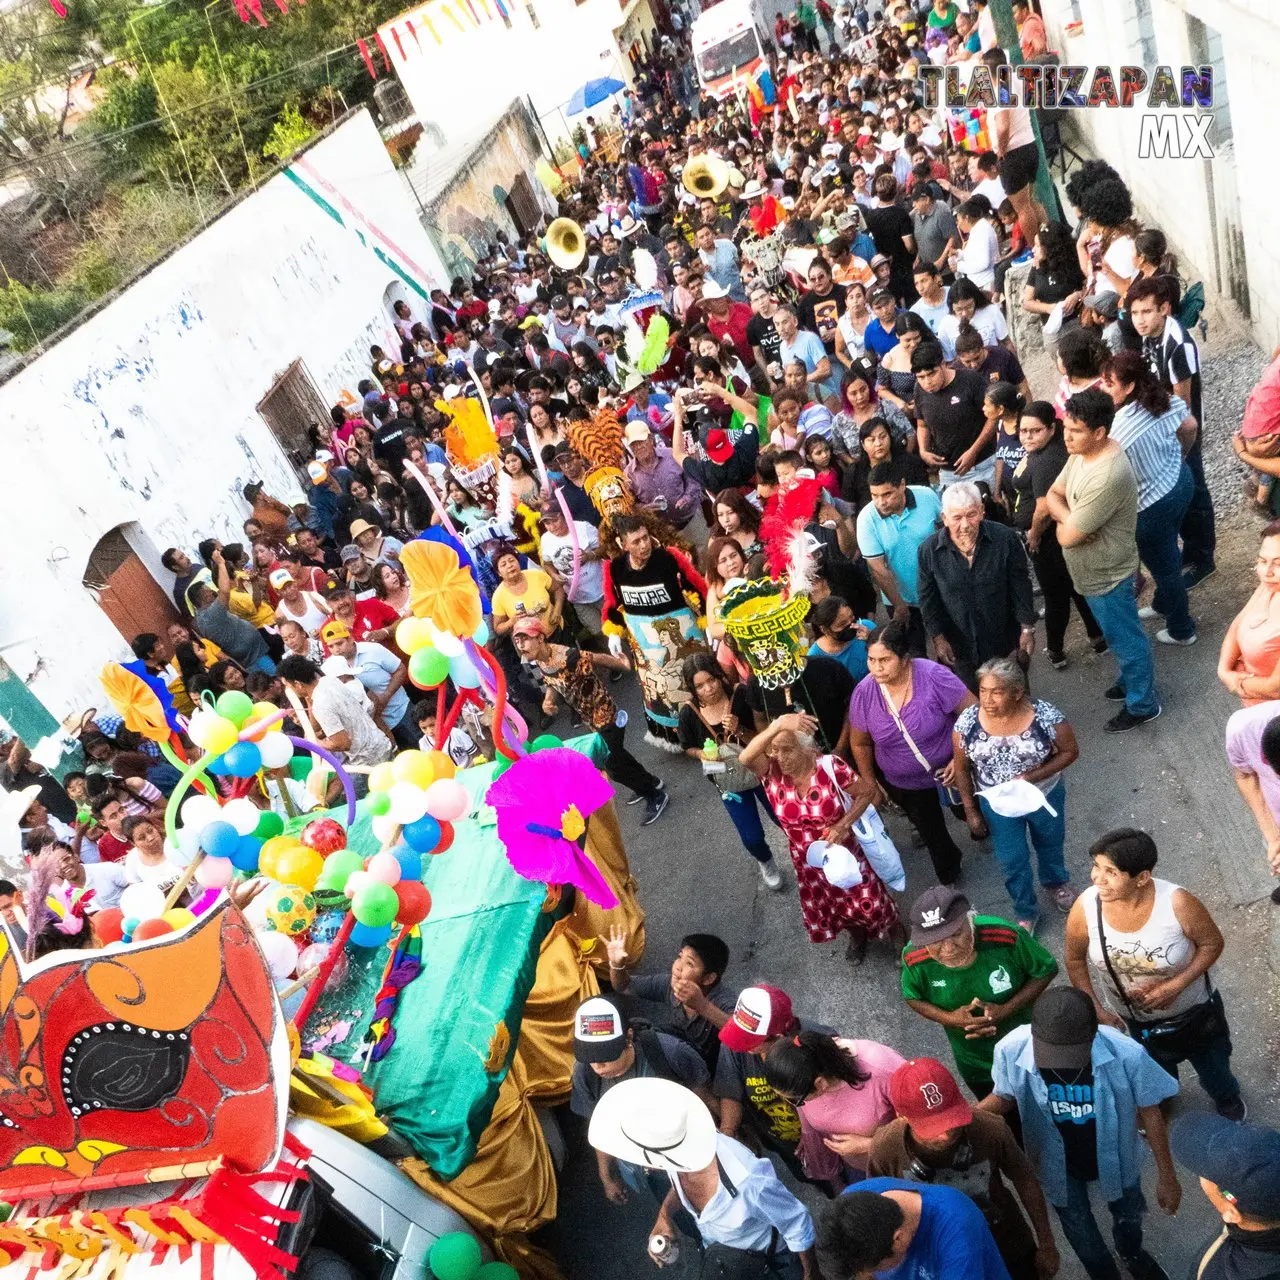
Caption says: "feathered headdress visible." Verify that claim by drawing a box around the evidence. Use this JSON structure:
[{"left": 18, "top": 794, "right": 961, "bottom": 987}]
[
  {"left": 22, "top": 852, "right": 94, "bottom": 962},
  {"left": 759, "top": 477, "right": 824, "bottom": 593},
  {"left": 566, "top": 404, "right": 627, "bottom": 473}
]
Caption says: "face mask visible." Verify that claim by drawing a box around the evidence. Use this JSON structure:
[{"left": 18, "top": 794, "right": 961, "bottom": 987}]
[{"left": 833, "top": 626, "right": 859, "bottom": 643}]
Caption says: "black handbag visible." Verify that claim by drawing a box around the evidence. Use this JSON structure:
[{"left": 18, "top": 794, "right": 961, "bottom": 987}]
[{"left": 1094, "top": 896, "right": 1228, "bottom": 1064}]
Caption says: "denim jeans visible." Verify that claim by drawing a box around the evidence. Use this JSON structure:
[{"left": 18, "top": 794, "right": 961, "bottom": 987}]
[
  {"left": 978, "top": 780, "right": 1068, "bottom": 919},
  {"left": 722, "top": 785, "right": 781, "bottom": 863},
  {"left": 1055, "top": 1179, "right": 1147, "bottom": 1280},
  {"left": 1125, "top": 990, "right": 1240, "bottom": 1106},
  {"left": 1136, "top": 464, "right": 1195, "bottom": 640},
  {"left": 1085, "top": 575, "right": 1159, "bottom": 716},
  {"left": 1179, "top": 438, "right": 1216, "bottom": 571}
]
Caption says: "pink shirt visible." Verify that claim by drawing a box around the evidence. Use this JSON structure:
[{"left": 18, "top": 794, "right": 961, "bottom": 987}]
[
  {"left": 796, "top": 1038, "right": 906, "bottom": 1179},
  {"left": 1226, "top": 700, "right": 1280, "bottom": 829}
]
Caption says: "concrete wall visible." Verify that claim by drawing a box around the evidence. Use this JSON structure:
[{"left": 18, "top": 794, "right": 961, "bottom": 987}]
[
  {"left": 0, "top": 109, "right": 445, "bottom": 721},
  {"left": 1040, "top": 0, "right": 1280, "bottom": 350},
  {"left": 380, "top": 0, "right": 654, "bottom": 148}
]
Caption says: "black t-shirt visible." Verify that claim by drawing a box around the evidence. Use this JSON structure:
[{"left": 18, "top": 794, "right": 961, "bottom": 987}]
[
  {"left": 805, "top": 522, "right": 875, "bottom": 617},
  {"left": 863, "top": 202, "right": 916, "bottom": 272},
  {"left": 1026, "top": 265, "right": 1083, "bottom": 306},
  {"left": 1197, "top": 1224, "right": 1280, "bottom": 1280},
  {"left": 554, "top": 478, "right": 602, "bottom": 527},
  {"left": 841, "top": 448, "right": 929, "bottom": 513},
  {"left": 745, "top": 654, "right": 854, "bottom": 754},
  {"left": 1041, "top": 1066, "right": 1099, "bottom": 1182},
  {"left": 916, "top": 368, "right": 992, "bottom": 465},
  {"left": 747, "top": 314, "right": 782, "bottom": 368},
  {"left": 675, "top": 686, "right": 755, "bottom": 754},
  {"left": 798, "top": 284, "right": 848, "bottom": 354},
  {"left": 1010, "top": 436, "right": 1068, "bottom": 533},
  {"left": 682, "top": 432, "right": 760, "bottom": 495},
  {"left": 372, "top": 417, "right": 413, "bottom": 470}
]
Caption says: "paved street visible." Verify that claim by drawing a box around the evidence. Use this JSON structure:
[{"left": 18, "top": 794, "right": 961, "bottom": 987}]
[{"left": 540, "top": 330, "right": 1280, "bottom": 1279}]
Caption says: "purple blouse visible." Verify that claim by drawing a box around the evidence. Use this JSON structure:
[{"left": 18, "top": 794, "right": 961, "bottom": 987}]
[{"left": 848, "top": 659, "right": 971, "bottom": 789}]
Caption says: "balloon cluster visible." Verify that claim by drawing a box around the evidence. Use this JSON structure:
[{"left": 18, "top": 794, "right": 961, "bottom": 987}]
[
  {"left": 396, "top": 616, "right": 490, "bottom": 692},
  {"left": 168, "top": 792, "right": 291, "bottom": 892},
  {"left": 187, "top": 691, "right": 293, "bottom": 773},
  {"left": 427, "top": 1233, "right": 515, "bottom": 1280},
  {"left": 94, "top": 895, "right": 194, "bottom": 947},
  {"left": 364, "top": 749, "right": 472, "bottom": 853}
]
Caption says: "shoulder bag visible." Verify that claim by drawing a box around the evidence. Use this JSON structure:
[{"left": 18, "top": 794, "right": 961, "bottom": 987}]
[
  {"left": 1094, "top": 896, "right": 1228, "bottom": 1065},
  {"left": 819, "top": 757, "right": 906, "bottom": 891},
  {"left": 878, "top": 678, "right": 963, "bottom": 807},
  {"left": 690, "top": 705, "right": 759, "bottom": 799}
]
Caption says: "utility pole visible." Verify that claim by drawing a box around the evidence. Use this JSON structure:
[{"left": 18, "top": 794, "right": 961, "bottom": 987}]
[{"left": 988, "top": 0, "right": 1058, "bottom": 219}]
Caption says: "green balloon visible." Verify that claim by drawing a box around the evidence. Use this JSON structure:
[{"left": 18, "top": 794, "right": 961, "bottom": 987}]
[
  {"left": 316, "top": 848, "right": 363, "bottom": 893},
  {"left": 474, "top": 1265, "right": 518, "bottom": 1280},
  {"left": 428, "top": 1233, "right": 482, "bottom": 1280},
  {"left": 409, "top": 645, "right": 451, "bottom": 689},
  {"left": 352, "top": 881, "right": 399, "bottom": 928},
  {"left": 528, "top": 734, "right": 562, "bottom": 753},
  {"left": 215, "top": 690, "right": 254, "bottom": 727},
  {"left": 254, "top": 810, "right": 285, "bottom": 839},
  {"left": 367, "top": 790, "right": 391, "bottom": 817}
]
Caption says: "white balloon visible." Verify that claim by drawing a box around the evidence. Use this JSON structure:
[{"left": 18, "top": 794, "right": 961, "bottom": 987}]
[
  {"left": 242, "top": 881, "right": 280, "bottom": 929},
  {"left": 258, "top": 734, "right": 294, "bottom": 769},
  {"left": 388, "top": 782, "right": 429, "bottom": 826},
  {"left": 255, "top": 929, "right": 298, "bottom": 981},
  {"left": 371, "top": 813, "right": 399, "bottom": 846},
  {"left": 223, "top": 797, "right": 261, "bottom": 837},
  {"left": 432, "top": 631, "right": 464, "bottom": 659},
  {"left": 181, "top": 794, "right": 222, "bottom": 831},
  {"left": 120, "top": 883, "right": 166, "bottom": 923},
  {"left": 177, "top": 824, "right": 203, "bottom": 863},
  {"left": 165, "top": 836, "right": 194, "bottom": 869},
  {"left": 344, "top": 870, "right": 371, "bottom": 900}
]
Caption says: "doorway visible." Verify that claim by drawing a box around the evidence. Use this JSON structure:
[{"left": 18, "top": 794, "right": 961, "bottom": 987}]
[
  {"left": 257, "top": 359, "right": 331, "bottom": 480},
  {"left": 84, "top": 526, "right": 181, "bottom": 645}
]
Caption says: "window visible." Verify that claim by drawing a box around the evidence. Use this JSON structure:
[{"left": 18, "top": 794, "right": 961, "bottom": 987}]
[
  {"left": 696, "top": 29, "right": 763, "bottom": 82},
  {"left": 257, "top": 359, "right": 330, "bottom": 480}
]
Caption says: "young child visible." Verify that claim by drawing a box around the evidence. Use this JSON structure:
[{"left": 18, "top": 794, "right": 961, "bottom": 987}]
[
  {"left": 803, "top": 435, "right": 841, "bottom": 497},
  {"left": 415, "top": 700, "right": 481, "bottom": 769}
]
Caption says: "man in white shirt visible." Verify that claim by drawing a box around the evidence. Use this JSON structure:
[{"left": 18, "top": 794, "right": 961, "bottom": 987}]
[
  {"left": 539, "top": 500, "right": 606, "bottom": 634},
  {"left": 953, "top": 199, "right": 1000, "bottom": 292},
  {"left": 972, "top": 152, "right": 1007, "bottom": 209},
  {"left": 589, "top": 1078, "right": 819, "bottom": 1278}
]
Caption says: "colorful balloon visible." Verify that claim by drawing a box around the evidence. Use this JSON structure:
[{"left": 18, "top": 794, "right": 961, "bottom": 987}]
[
  {"left": 195, "top": 856, "right": 235, "bottom": 889},
  {"left": 366, "top": 852, "right": 402, "bottom": 886},
  {"left": 352, "top": 881, "right": 399, "bottom": 927},
  {"left": 434, "top": 821, "right": 456, "bottom": 855},
  {"left": 180, "top": 794, "right": 222, "bottom": 831},
  {"left": 394, "top": 880, "right": 432, "bottom": 926},
  {"left": 300, "top": 818, "right": 347, "bottom": 855},
  {"left": 223, "top": 741, "right": 263, "bottom": 778},
  {"left": 349, "top": 921, "right": 393, "bottom": 948},
  {"left": 241, "top": 701, "right": 284, "bottom": 740},
  {"left": 223, "top": 797, "right": 262, "bottom": 837},
  {"left": 425, "top": 778, "right": 469, "bottom": 823},
  {"left": 427, "top": 1233, "right": 482, "bottom": 1280},
  {"left": 202, "top": 717, "right": 239, "bottom": 757},
  {"left": 254, "top": 810, "right": 285, "bottom": 840},
  {"left": 408, "top": 646, "right": 450, "bottom": 689},
  {"left": 388, "top": 782, "right": 430, "bottom": 826},
  {"left": 475, "top": 1265, "right": 519, "bottom": 1280},
  {"left": 93, "top": 907, "right": 124, "bottom": 945},
  {"left": 392, "top": 846, "right": 423, "bottom": 881},
  {"left": 371, "top": 813, "right": 400, "bottom": 847},
  {"left": 230, "top": 833, "right": 263, "bottom": 873},
  {"left": 215, "top": 690, "right": 254, "bottom": 727},
  {"left": 402, "top": 813, "right": 442, "bottom": 854},
  {"left": 265, "top": 887, "right": 317, "bottom": 936},
  {"left": 425, "top": 751, "right": 456, "bottom": 781},
  {"left": 161, "top": 908, "right": 196, "bottom": 931},
  {"left": 274, "top": 844, "right": 324, "bottom": 891},
  {"left": 258, "top": 733, "right": 294, "bottom": 769},
  {"left": 368, "top": 790, "right": 391, "bottom": 817},
  {"left": 255, "top": 929, "right": 298, "bottom": 980},
  {"left": 120, "top": 883, "right": 166, "bottom": 922},
  {"left": 448, "top": 652, "right": 482, "bottom": 690},
  {"left": 368, "top": 762, "right": 396, "bottom": 793},
  {"left": 199, "top": 820, "right": 239, "bottom": 861},
  {"left": 133, "top": 918, "right": 174, "bottom": 941},
  {"left": 391, "top": 750, "right": 436, "bottom": 790},
  {"left": 396, "top": 616, "right": 435, "bottom": 654}
]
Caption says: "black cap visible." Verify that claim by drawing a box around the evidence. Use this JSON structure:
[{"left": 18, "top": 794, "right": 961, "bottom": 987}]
[
  {"left": 908, "top": 886, "right": 970, "bottom": 944},
  {"left": 1031, "top": 987, "right": 1098, "bottom": 1071},
  {"left": 1171, "top": 1115, "right": 1280, "bottom": 1219},
  {"left": 551, "top": 293, "right": 571, "bottom": 310}
]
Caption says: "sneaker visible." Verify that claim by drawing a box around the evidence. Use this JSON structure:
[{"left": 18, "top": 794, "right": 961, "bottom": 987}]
[
  {"left": 1216, "top": 1096, "right": 1248, "bottom": 1122},
  {"left": 1016, "top": 915, "right": 1040, "bottom": 934},
  {"left": 1051, "top": 883, "right": 1080, "bottom": 912},
  {"left": 1046, "top": 649, "right": 1068, "bottom": 670},
  {"left": 1156, "top": 628, "right": 1198, "bottom": 646},
  {"left": 641, "top": 787, "right": 670, "bottom": 826},
  {"left": 1106, "top": 706, "right": 1162, "bottom": 732},
  {"left": 759, "top": 859, "right": 783, "bottom": 891},
  {"left": 609, "top": 668, "right": 626, "bottom": 683},
  {"left": 1183, "top": 563, "right": 1217, "bottom": 590},
  {"left": 1091, "top": 637, "right": 1109, "bottom": 654},
  {"left": 1104, "top": 682, "right": 1127, "bottom": 702},
  {"left": 1137, "top": 605, "right": 1160, "bottom": 620},
  {"left": 626, "top": 793, "right": 645, "bottom": 805}
]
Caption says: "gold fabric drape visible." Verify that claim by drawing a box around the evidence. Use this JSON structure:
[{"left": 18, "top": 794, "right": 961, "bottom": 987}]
[{"left": 562, "top": 801, "right": 647, "bottom": 974}]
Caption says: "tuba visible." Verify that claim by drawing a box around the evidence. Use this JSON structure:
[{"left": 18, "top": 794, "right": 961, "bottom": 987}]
[
  {"left": 545, "top": 217, "right": 586, "bottom": 269},
  {"left": 681, "top": 153, "right": 729, "bottom": 200}
]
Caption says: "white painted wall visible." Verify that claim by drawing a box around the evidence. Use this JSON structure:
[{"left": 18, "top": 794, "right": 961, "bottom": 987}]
[
  {"left": 1041, "top": 0, "right": 1280, "bottom": 350},
  {"left": 0, "top": 109, "right": 446, "bottom": 721},
  {"left": 380, "top": 0, "right": 649, "bottom": 148}
]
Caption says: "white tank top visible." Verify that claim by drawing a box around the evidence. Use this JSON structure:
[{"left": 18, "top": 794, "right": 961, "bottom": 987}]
[{"left": 1081, "top": 879, "right": 1214, "bottom": 1022}]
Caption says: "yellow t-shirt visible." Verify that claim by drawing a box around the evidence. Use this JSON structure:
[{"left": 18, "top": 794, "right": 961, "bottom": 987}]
[
  {"left": 166, "top": 639, "right": 226, "bottom": 715},
  {"left": 491, "top": 568, "right": 554, "bottom": 624},
  {"left": 228, "top": 586, "right": 276, "bottom": 629}
]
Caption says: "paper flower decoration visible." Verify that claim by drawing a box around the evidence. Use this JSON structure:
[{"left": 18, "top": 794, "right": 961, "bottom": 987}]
[
  {"left": 400, "top": 541, "right": 483, "bottom": 638},
  {"left": 100, "top": 661, "right": 180, "bottom": 742},
  {"left": 436, "top": 394, "right": 498, "bottom": 467},
  {"left": 485, "top": 749, "right": 617, "bottom": 907}
]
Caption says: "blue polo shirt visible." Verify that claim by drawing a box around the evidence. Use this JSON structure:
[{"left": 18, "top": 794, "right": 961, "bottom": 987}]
[
  {"left": 844, "top": 1179, "right": 1010, "bottom": 1280},
  {"left": 864, "top": 316, "right": 900, "bottom": 358},
  {"left": 855, "top": 485, "right": 942, "bottom": 607}
]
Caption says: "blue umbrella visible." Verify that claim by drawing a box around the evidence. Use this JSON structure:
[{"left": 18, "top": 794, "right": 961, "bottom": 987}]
[{"left": 565, "top": 76, "right": 626, "bottom": 116}]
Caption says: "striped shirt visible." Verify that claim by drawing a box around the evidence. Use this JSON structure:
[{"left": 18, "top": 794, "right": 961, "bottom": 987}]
[
  {"left": 1143, "top": 317, "right": 1202, "bottom": 425},
  {"left": 1109, "top": 395, "right": 1188, "bottom": 511}
]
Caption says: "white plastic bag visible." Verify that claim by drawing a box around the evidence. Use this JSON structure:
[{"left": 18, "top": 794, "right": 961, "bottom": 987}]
[{"left": 851, "top": 805, "right": 907, "bottom": 892}]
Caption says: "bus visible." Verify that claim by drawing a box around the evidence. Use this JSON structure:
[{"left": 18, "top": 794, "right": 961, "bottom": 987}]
[{"left": 691, "top": 0, "right": 766, "bottom": 100}]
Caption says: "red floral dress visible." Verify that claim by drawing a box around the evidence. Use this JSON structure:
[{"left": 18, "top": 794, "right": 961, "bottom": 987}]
[{"left": 763, "top": 757, "right": 901, "bottom": 944}]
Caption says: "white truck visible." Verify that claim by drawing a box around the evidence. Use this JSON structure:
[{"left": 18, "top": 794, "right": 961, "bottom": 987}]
[{"left": 691, "top": 0, "right": 767, "bottom": 100}]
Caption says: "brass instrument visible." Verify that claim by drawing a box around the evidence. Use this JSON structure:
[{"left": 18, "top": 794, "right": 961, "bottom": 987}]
[
  {"left": 545, "top": 217, "right": 586, "bottom": 269},
  {"left": 681, "top": 153, "right": 730, "bottom": 200}
]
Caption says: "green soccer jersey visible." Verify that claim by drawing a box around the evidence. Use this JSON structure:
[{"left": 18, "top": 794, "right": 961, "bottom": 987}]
[{"left": 900, "top": 916, "right": 1057, "bottom": 1088}]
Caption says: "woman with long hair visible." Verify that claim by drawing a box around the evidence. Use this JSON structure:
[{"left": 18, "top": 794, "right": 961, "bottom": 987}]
[
  {"left": 1219, "top": 523, "right": 1280, "bottom": 704},
  {"left": 874, "top": 314, "right": 930, "bottom": 416},
  {"left": 763, "top": 1031, "right": 905, "bottom": 1186},
  {"left": 1022, "top": 222, "right": 1087, "bottom": 354},
  {"left": 446, "top": 477, "right": 492, "bottom": 532},
  {"left": 501, "top": 446, "right": 541, "bottom": 508},
  {"left": 704, "top": 536, "right": 754, "bottom": 683},
  {"left": 571, "top": 340, "right": 615, "bottom": 390},
  {"left": 832, "top": 359, "right": 916, "bottom": 468},
  {"left": 711, "top": 489, "right": 763, "bottom": 558},
  {"left": 839, "top": 416, "right": 928, "bottom": 514},
  {"left": 1102, "top": 349, "right": 1198, "bottom": 646},
  {"left": 676, "top": 653, "right": 784, "bottom": 889},
  {"left": 374, "top": 560, "right": 413, "bottom": 618},
  {"left": 834, "top": 281, "right": 873, "bottom": 369},
  {"left": 528, "top": 400, "right": 562, "bottom": 453}
]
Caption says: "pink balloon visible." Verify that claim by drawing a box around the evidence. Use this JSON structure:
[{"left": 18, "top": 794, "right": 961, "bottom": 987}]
[
  {"left": 366, "top": 852, "right": 402, "bottom": 886},
  {"left": 344, "top": 870, "right": 371, "bottom": 900},
  {"left": 425, "top": 778, "right": 470, "bottom": 824},
  {"left": 195, "top": 856, "right": 234, "bottom": 888}
]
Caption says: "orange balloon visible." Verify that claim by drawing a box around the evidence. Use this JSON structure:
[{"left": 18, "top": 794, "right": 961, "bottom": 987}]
[
  {"left": 425, "top": 751, "right": 456, "bottom": 781},
  {"left": 259, "top": 835, "right": 301, "bottom": 881},
  {"left": 132, "top": 919, "right": 174, "bottom": 941}
]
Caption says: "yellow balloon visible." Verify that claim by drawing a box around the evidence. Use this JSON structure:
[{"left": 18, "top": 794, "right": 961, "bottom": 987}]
[
  {"left": 425, "top": 751, "right": 456, "bottom": 781},
  {"left": 241, "top": 702, "right": 284, "bottom": 740},
  {"left": 202, "top": 717, "right": 239, "bottom": 757},
  {"left": 391, "top": 750, "right": 435, "bottom": 790},
  {"left": 368, "top": 762, "right": 396, "bottom": 793},
  {"left": 275, "top": 845, "right": 323, "bottom": 892},
  {"left": 162, "top": 908, "right": 196, "bottom": 930},
  {"left": 259, "top": 835, "right": 302, "bottom": 881},
  {"left": 396, "top": 617, "right": 434, "bottom": 655}
]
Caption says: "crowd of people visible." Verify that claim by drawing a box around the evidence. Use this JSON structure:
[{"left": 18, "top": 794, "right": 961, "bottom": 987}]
[{"left": 3, "top": 0, "right": 1280, "bottom": 1276}]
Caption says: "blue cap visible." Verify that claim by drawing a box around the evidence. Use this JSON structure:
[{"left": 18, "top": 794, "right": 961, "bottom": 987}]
[{"left": 1170, "top": 1113, "right": 1280, "bottom": 1219}]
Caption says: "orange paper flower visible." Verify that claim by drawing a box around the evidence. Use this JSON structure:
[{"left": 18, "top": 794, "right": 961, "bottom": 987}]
[
  {"left": 99, "top": 663, "right": 170, "bottom": 743},
  {"left": 400, "top": 541, "right": 483, "bottom": 638}
]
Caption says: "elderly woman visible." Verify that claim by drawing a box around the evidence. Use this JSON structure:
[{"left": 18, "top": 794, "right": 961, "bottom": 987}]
[
  {"left": 952, "top": 658, "right": 1080, "bottom": 932},
  {"left": 1218, "top": 522, "right": 1280, "bottom": 704},
  {"left": 349, "top": 517, "right": 404, "bottom": 567},
  {"left": 848, "top": 622, "right": 976, "bottom": 887},
  {"left": 740, "top": 710, "right": 904, "bottom": 963}
]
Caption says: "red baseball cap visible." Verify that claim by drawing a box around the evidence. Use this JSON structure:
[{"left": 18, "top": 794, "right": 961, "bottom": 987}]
[
  {"left": 705, "top": 429, "right": 734, "bottom": 464},
  {"left": 719, "top": 985, "right": 795, "bottom": 1053},
  {"left": 889, "top": 1058, "right": 973, "bottom": 1140}
]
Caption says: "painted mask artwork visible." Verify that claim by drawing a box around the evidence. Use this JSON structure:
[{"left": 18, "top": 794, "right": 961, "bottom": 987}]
[
  {"left": 0, "top": 900, "right": 288, "bottom": 1194},
  {"left": 721, "top": 577, "right": 811, "bottom": 690}
]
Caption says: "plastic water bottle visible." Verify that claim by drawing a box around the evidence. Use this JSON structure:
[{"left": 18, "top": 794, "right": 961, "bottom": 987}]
[{"left": 648, "top": 1234, "right": 680, "bottom": 1267}]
